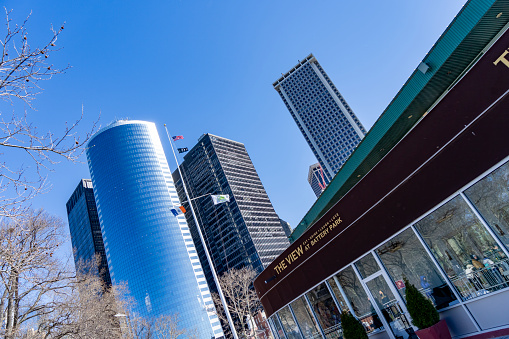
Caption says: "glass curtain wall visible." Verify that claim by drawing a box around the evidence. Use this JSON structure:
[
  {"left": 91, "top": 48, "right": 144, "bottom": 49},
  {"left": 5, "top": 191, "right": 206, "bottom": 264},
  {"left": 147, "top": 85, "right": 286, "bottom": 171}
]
[
  {"left": 272, "top": 316, "right": 286, "bottom": 339},
  {"left": 306, "top": 283, "right": 342, "bottom": 339},
  {"left": 414, "top": 195, "right": 508, "bottom": 300},
  {"left": 290, "top": 297, "right": 322, "bottom": 339},
  {"left": 330, "top": 267, "right": 384, "bottom": 334},
  {"left": 278, "top": 306, "right": 302, "bottom": 339},
  {"left": 377, "top": 228, "right": 458, "bottom": 309},
  {"left": 465, "top": 161, "right": 509, "bottom": 258}
]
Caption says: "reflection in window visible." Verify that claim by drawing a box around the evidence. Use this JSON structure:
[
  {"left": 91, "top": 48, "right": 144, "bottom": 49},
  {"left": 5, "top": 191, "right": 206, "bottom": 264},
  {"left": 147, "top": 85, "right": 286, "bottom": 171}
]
[
  {"left": 306, "top": 283, "right": 342, "bottom": 339},
  {"left": 290, "top": 297, "right": 322, "bottom": 339},
  {"left": 333, "top": 267, "right": 383, "bottom": 334},
  {"left": 278, "top": 306, "right": 302, "bottom": 339},
  {"left": 355, "top": 253, "right": 380, "bottom": 278},
  {"left": 377, "top": 228, "right": 457, "bottom": 309},
  {"left": 465, "top": 161, "right": 509, "bottom": 253},
  {"left": 271, "top": 316, "right": 285, "bottom": 339},
  {"left": 415, "top": 196, "right": 509, "bottom": 300}
]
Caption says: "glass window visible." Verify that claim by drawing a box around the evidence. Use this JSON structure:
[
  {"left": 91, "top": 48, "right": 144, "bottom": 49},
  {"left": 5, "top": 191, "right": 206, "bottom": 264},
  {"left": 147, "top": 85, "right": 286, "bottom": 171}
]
[
  {"left": 377, "top": 228, "right": 458, "bottom": 309},
  {"left": 355, "top": 253, "right": 380, "bottom": 278},
  {"left": 278, "top": 306, "right": 302, "bottom": 339},
  {"left": 414, "top": 196, "right": 509, "bottom": 300},
  {"left": 464, "top": 161, "right": 509, "bottom": 253},
  {"left": 326, "top": 279, "right": 352, "bottom": 314},
  {"left": 306, "top": 283, "right": 342, "bottom": 339},
  {"left": 290, "top": 297, "right": 321, "bottom": 339},
  {"left": 333, "top": 267, "right": 383, "bottom": 334},
  {"left": 271, "top": 316, "right": 285, "bottom": 339}
]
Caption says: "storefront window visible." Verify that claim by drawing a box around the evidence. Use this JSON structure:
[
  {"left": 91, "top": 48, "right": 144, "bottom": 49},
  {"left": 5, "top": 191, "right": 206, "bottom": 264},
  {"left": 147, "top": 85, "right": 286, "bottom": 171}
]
[
  {"left": 414, "top": 195, "right": 509, "bottom": 300},
  {"left": 306, "top": 283, "right": 342, "bottom": 339},
  {"left": 464, "top": 160, "right": 509, "bottom": 253},
  {"left": 333, "top": 267, "right": 384, "bottom": 334},
  {"left": 271, "top": 316, "right": 285, "bottom": 339},
  {"left": 355, "top": 253, "right": 380, "bottom": 278},
  {"left": 278, "top": 306, "right": 302, "bottom": 339},
  {"left": 325, "top": 279, "right": 352, "bottom": 314},
  {"left": 377, "top": 228, "right": 458, "bottom": 309},
  {"left": 290, "top": 297, "right": 322, "bottom": 339}
]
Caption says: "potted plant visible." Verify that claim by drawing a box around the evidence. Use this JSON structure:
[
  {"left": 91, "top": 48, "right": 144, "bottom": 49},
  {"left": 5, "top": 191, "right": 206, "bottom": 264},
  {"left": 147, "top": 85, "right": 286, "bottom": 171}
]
[
  {"left": 340, "top": 311, "right": 368, "bottom": 339},
  {"left": 404, "top": 278, "right": 451, "bottom": 339}
]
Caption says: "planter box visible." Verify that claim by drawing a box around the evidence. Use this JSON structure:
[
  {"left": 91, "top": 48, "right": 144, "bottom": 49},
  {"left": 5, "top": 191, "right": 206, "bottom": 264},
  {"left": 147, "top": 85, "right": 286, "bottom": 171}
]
[{"left": 415, "top": 320, "right": 451, "bottom": 339}]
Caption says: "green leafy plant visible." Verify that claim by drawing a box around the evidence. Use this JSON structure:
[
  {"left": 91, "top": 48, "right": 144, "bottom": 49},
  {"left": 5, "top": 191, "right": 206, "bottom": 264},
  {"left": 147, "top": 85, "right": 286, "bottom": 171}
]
[
  {"left": 340, "top": 311, "right": 368, "bottom": 339},
  {"left": 404, "top": 278, "right": 440, "bottom": 329}
]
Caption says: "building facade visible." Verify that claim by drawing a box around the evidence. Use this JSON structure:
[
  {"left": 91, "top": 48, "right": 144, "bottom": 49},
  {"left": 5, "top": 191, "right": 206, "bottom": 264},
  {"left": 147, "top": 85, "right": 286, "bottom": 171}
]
[
  {"left": 256, "top": 2, "right": 509, "bottom": 338},
  {"left": 273, "top": 54, "right": 366, "bottom": 183},
  {"left": 172, "top": 134, "right": 289, "bottom": 292},
  {"left": 86, "top": 121, "right": 223, "bottom": 338},
  {"left": 66, "top": 178, "right": 111, "bottom": 286},
  {"left": 308, "top": 163, "right": 327, "bottom": 198}
]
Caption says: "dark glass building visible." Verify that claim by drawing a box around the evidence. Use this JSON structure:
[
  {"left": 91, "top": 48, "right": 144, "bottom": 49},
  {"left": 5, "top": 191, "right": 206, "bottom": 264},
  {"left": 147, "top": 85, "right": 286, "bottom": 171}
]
[
  {"left": 273, "top": 54, "right": 366, "bottom": 183},
  {"left": 172, "top": 134, "right": 289, "bottom": 292},
  {"left": 66, "top": 179, "right": 111, "bottom": 286},
  {"left": 308, "top": 163, "right": 327, "bottom": 198},
  {"left": 87, "top": 121, "right": 223, "bottom": 338}
]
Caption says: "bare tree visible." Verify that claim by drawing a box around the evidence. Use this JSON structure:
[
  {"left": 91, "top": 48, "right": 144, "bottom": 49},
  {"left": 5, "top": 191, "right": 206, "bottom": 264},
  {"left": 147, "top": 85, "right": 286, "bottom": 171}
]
[
  {"left": 0, "top": 210, "right": 73, "bottom": 339},
  {"left": 0, "top": 8, "right": 97, "bottom": 217},
  {"left": 212, "top": 267, "right": 261, "bottom": 339}
]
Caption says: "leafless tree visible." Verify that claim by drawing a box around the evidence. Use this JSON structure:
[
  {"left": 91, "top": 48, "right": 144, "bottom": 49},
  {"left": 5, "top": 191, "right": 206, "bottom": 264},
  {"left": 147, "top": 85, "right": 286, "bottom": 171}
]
[
  {"left": 0, "top": 8, "right": 97, "bottom": 217},
  {"left": 0, "top": 209, "right": 73, "bottom": 339},
  {"left": 212, "top": 267, "right": 261, "bottom": 339}
]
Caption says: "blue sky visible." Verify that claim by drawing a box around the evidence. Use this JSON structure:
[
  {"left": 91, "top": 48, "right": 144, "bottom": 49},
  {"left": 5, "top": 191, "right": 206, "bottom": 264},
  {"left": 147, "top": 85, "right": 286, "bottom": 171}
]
[{"left": 3, "top": 0, "right": 465, "bottom": 235}]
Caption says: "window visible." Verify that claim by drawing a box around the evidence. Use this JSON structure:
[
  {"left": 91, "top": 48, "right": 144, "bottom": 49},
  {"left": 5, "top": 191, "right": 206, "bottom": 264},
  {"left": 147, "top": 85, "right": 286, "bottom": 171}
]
[
  {"left": 290, "top": 297, "right": 321, "bottom": 339},
  {"left": 306, "top": 283, "right": 342, "bottom": 339},
  {"left": 377, "top": 228, "right": 457, "bottom": 309},
  {"left": 414, "top": 196, "right": 508, "bottom": 300}
]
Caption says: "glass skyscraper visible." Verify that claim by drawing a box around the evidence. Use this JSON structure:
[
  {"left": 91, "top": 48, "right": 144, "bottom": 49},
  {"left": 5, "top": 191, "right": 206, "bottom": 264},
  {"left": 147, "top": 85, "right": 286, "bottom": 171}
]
[
  {"left": 307, "top": 163, "right": 327, "bottom": 198},
  {"left": 273, "top": 53, "right": 367, "bottom": 182},
  {"left": 172, "top": 134, "right": 289, "bottom": 293},
  {"left": 66, "top": 178, "right": 111, "bottom": 286},
  {"left": 86, "top": 120, "right": 223, "bottom": 338}
]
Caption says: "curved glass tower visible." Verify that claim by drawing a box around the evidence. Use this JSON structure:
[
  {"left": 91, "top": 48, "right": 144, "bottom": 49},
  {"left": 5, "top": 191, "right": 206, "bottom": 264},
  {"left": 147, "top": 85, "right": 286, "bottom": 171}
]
[{"left": 86, "top": 120, "right": 223, "bottom": 338}]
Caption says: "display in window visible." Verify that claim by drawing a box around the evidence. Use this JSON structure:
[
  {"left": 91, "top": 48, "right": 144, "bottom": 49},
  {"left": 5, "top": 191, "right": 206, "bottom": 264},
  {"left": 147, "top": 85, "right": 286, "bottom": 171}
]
[
  {"left": 414, "top": 196, "right": 509, "bottom": 300},
  {"left": 376, "top": 228, "right": 457, "bottom": 309}
]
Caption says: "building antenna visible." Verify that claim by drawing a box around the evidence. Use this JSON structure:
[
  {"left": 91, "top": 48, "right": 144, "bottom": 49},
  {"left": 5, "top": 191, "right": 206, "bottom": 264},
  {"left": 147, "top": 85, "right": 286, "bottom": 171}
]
[{"left": 163, "top": 125, "right": 239, "bottom": 339}]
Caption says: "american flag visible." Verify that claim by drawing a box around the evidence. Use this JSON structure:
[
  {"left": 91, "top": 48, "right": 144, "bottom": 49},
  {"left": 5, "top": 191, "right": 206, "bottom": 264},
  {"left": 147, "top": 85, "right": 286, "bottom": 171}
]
[{"left": 172, "top": 135, "right": 184, "bottom": 141}]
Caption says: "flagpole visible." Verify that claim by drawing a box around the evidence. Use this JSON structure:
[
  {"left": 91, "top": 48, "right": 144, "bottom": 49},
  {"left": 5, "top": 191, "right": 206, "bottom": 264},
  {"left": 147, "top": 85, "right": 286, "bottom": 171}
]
[{"left": 163, "top": 125, "right": 239, "bottom": 339}]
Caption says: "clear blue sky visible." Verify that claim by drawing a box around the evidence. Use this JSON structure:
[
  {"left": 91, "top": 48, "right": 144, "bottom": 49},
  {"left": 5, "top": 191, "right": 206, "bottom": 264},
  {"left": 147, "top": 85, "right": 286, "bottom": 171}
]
[{"left": 4, "top": 1, "right": 465, "bottom": 235}]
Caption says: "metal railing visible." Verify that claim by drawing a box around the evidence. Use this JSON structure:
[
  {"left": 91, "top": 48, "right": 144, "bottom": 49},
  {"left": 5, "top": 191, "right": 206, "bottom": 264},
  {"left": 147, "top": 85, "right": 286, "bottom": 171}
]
[{"left": 450, "top": 258, "right": 509, "bottom": 300}]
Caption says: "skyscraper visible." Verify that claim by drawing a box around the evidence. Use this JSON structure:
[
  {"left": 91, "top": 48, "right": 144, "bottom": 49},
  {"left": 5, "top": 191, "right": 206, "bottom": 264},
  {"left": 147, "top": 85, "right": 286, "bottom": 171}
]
[
  {"left": 66, "top": 179, "right": 111, "bottom": 286},
  {"left": 86, "top": 120, "right": 223, "bottom": 338},
  {"left": 172, "top": 134, "right": 289, "bottom": 292},
  {"left": 273, "top": 53, "right": 367, "bottom": 182},
  {"left": 308, "top": 163, "right": 327, "bottom": 198}
]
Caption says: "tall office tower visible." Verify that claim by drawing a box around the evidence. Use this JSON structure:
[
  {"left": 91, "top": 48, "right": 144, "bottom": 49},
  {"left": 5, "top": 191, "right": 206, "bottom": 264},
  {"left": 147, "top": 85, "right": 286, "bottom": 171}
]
[
  {"left": 172, "top": 134, "right": 289, "bottom": 292},
  {"left": 279, "top": 219, "right": 292, "bottom": 238},
  {"left": 273, "top": 53, "right": 367, "bottom": 182},
  {"left": 86, "top": 121, "right": 223, "bottom": 338},
  {"left": 66, "top": 179, "right": 111, "bottom": 286},
  {"left": 308, "top": 163, "right": 327, "bottom": 198}
]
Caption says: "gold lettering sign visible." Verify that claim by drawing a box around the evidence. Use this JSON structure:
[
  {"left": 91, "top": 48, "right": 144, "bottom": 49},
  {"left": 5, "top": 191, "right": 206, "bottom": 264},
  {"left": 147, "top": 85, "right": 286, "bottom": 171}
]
[
  {"left": 493, "top": 49, "right": 509, "bottom": 68},
  {"left": 274, "top": 213, "right": 342, "bottom": 275}
]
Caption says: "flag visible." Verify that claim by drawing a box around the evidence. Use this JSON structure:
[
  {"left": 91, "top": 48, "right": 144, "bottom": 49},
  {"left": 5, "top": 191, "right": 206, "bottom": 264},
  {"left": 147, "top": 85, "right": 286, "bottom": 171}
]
[
  {"left": 211, "top": 194, "right": 230, "bottom": 205},
  {"left": 177, "top": 147, "right": 188, "bottom": 153},
  {"left": 179, "top": 206, "right": 186, "bottom": 213},
  {"left": 172, "top": 135, "right": 184, "bottom": 141},
  {"left": 170, "top": 208, "right": 183, "bottom": 217}
]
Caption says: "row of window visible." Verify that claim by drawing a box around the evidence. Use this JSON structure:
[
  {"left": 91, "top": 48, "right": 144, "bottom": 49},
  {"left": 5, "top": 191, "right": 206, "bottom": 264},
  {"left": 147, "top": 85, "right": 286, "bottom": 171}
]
[{"left": 269, "top": 158, "right": 509, "bottom": 339}]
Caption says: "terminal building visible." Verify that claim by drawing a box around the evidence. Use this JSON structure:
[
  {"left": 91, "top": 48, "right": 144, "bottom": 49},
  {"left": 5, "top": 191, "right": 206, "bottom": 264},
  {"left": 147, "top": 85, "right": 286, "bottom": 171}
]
[{"left": 254, "top": 1, "right": 509, "bottom": 338}]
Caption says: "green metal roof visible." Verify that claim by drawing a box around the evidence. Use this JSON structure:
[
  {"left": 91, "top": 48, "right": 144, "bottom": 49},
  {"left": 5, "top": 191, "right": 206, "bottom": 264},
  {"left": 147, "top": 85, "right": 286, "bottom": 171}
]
[{"left": 289, "top": 0, "right": 509, "bottom": 243}]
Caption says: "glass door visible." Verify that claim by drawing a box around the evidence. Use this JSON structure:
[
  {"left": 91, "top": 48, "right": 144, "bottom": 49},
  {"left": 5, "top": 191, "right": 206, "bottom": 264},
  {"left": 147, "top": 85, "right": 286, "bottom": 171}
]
[{"left": 354, "top": 253, "right": 416, "bottom": 339}]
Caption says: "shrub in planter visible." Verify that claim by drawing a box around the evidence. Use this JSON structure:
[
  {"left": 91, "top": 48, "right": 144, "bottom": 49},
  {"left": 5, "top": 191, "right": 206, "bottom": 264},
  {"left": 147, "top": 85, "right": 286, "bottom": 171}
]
[
  {"left": 340, "top": 311, "right": 368, "bottom": 339},
  {"left": 404, "top": 278, "right": 439, "bottom": 329},
  {"left": 404, "top": 278, "right": 451, "bottom": 339}
]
